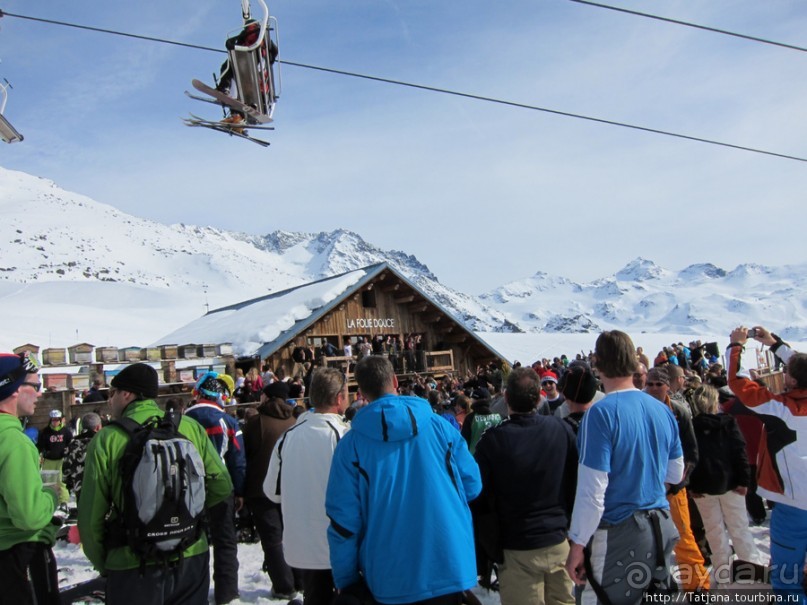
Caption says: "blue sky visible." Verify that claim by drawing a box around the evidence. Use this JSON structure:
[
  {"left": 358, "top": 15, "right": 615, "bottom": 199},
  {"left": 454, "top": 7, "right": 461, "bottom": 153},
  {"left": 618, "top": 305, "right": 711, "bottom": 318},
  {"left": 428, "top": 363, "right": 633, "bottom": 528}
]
[{"left": 1, "top": 0, "right": 805, "bottom": 294}]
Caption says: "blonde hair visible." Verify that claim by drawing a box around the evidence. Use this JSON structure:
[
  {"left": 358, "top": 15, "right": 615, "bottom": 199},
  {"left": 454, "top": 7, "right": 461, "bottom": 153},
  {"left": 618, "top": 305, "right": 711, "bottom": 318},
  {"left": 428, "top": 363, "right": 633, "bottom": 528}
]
[{"left": 690, "top": 384, "right": 719, "bottom": 415}]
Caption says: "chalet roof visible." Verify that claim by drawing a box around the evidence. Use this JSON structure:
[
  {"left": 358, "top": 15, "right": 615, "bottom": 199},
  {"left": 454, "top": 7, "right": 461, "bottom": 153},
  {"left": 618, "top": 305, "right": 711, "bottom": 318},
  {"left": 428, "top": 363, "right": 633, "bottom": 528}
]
[{"left": 152, "top": 262, "right": 508, "bottom": 361}]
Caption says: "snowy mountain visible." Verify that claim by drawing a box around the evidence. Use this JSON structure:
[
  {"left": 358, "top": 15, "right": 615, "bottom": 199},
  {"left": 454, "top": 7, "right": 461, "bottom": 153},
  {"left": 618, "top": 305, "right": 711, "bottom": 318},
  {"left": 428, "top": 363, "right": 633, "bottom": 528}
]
[
  {"left": 481, "top": 257, "right": 807, "bottom": 342},
  {"left": 0, "top": 166, "right": 516, "bottom": 349},
  {"left": 2, "top": 165, "right": 805, "bottom": 352}
]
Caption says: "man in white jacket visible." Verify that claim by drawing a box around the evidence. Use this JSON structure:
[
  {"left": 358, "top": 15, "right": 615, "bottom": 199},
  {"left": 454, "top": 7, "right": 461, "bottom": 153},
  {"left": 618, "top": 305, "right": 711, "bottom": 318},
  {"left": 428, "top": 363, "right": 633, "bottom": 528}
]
[{"left": 265, "top": 367, "right": 350, "bottom": 605}]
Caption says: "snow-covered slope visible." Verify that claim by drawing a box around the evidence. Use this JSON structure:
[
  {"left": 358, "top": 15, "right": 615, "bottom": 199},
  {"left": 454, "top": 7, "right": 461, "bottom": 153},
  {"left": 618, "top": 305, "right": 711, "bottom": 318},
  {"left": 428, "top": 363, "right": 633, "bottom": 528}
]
[
  {"left": 0, "top": 166, "right": 514, "bottom": 349},
  {"left": 481, "top": 258, "right": 807, "bottom": 341},
  {"left": 2, "top": 165, "right": 804, "bottom": 351}
]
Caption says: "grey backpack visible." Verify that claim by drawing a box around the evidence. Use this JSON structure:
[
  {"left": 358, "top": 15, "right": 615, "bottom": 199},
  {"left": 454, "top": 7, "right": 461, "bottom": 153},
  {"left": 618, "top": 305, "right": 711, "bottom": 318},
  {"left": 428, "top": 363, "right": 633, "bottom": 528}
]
[{"left": 111, "top": 410, "right": 206, "bottom": 567}]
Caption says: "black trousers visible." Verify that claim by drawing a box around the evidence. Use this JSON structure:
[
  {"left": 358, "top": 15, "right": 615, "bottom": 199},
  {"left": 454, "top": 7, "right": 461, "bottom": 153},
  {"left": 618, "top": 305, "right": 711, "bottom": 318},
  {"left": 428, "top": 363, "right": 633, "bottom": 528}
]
[
  {"left": 247, "top": 496, "right": 299, "bottom": 595},
  {"left": 299, "top": 568, "right": 337, "bottom": 605},
  {"left": 0, "top": 541, "right": 59, "bottom": 605},
  {"left": 208, "top": 495, "right": 240, "bottom": 603},
  {"left": 105, "top": 551, "right": 209, "bottom": 605}
]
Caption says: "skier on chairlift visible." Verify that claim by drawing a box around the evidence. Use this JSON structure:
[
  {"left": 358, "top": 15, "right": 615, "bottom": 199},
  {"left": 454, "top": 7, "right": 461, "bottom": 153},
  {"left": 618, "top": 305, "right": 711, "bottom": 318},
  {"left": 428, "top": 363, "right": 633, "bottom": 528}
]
[
  {"left": 217, "top": 19, "right": 278, "bottom": 97},
  {"left": 215, "top": 19, "right": 278, "bottom": 131},
  {"left": 184, "top": 0, "right": 280, "bottom": 146}
]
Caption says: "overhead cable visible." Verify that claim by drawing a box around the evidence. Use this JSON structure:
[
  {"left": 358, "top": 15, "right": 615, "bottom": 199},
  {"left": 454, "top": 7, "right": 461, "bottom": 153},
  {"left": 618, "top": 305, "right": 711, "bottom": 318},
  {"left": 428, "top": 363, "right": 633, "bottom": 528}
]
[
  {"left": 565, "top": 0, "right": 807, "bottom": 53},
  {"left": 2, "top": 9, "right": 805, "bottom": 163}
]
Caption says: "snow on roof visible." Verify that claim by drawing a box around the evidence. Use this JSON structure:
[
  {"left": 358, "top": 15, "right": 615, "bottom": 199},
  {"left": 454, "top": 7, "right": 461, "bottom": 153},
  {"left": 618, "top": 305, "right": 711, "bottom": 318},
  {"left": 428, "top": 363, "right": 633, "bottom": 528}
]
[{"left": 152, "top": 267, "right": 372, "bottom": 356}]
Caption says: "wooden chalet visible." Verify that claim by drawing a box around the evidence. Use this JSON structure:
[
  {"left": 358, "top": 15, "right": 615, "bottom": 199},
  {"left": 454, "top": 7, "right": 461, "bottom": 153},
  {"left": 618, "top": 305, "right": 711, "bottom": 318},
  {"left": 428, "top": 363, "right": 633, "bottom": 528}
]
[{"left": 155, "top": 263, "right": 508, "bottom": 381}]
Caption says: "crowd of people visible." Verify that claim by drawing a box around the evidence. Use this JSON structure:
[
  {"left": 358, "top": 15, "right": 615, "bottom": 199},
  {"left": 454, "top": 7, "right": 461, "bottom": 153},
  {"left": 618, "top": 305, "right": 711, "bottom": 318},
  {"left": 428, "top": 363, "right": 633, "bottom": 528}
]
[{"left": 0, "top": 324, "right": 805, "bottom": 605}]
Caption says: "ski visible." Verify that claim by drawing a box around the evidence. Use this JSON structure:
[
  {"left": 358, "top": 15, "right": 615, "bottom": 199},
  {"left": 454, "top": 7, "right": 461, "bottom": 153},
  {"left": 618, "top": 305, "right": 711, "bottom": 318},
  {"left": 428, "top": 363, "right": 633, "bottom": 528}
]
[
  {"left": 191, "top": 79, "right": 273, "bottom": 124},
  {"left": 184, "top": 118, "right": 271, "bottom": 147},
  {"left": 185, "top": 113, "right": 275, "bottom": 131}
]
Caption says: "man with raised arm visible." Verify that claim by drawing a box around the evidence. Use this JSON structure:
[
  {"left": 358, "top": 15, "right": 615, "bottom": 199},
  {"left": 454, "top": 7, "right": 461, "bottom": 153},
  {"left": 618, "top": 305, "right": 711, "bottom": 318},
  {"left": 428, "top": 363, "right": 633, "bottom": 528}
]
[{"left": 727, "top": 325, "right": 807, "bottom": 600}]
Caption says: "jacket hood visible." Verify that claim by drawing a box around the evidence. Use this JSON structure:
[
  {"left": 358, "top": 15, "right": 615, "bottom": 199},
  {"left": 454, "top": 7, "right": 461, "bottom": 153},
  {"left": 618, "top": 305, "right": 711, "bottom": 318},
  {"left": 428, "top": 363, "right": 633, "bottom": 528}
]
[
  {"left": 258, "top": 397, "right": 294, "bottom": 420},
  {"left": 0, "top": 412, "right": 22, "bottom": 435},
  {"left": 693, "top": 412, "right": 733, "bottom": 430},
  {"left": 470, "top": 400, "right": 493, "bottom": 414},
  {"left": 351, "top": 394, "right": 431, "bottom": 442}
]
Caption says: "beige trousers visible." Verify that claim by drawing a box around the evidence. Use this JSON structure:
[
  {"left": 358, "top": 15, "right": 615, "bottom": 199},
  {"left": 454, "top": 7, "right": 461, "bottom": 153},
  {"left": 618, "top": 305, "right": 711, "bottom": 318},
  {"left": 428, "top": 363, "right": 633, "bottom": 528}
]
[{"left": 499, "top": 540, "right": 575, "bottom": 605}]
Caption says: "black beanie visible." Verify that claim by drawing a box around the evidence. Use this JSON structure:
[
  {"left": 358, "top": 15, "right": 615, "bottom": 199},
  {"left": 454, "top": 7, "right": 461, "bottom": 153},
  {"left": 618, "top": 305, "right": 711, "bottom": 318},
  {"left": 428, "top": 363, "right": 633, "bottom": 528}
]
[
  {"left": 111, "top": 363, "right": 159, "bottom": 399},
  {"left": 263, "top": 381, "right": 290, "bottom": 400},
  {"left": 559, "top": 364, "right": 598, "bottom": 404}
]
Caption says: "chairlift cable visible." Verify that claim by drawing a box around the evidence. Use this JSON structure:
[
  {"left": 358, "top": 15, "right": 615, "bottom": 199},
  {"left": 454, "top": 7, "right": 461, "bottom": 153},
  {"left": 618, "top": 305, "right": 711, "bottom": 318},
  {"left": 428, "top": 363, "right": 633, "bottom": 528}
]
[
  {"left": 1, "top": 10, "right": 806, "bottom": 163},
  {"left": 0, "top": 11, "right": 224, "bottom": 54},
  {"left": 564, "top": 0, "right": 807, "bottom": 53},
  {"left": 281, "top": 60, "right": 807, "bottom": 163}
]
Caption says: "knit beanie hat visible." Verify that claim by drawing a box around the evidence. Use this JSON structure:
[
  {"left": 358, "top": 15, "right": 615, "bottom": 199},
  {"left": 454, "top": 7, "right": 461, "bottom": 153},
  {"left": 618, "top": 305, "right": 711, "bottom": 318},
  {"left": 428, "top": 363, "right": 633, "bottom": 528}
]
[
  {"left": 559, "top": 364, "right": 598, "bottom": 404},
  {"left": 541, "top": 371, "right": 558, "bottom": 384},
  {"left": 646, "top": 366, "right": 670, "bottom": 386},
  {"left": 0, "top": 352, "right": 39, "bottom": 401},
  {"left": 111, "top": 363, "right": 159, "bottom": 399},
  {"left": 263, "top": 380, "right": 290, "bottom": 400},
  {"left": 194, "top": 371, "right": 234, "bottom": 406}
]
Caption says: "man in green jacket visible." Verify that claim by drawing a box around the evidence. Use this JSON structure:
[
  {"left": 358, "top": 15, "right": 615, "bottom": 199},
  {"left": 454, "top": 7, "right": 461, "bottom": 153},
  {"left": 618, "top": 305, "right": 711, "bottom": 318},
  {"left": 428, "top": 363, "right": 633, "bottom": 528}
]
[
  {"left": 78, "top": 363, "right": 233, "bottom": 604},
  {"left": 0, "top": 351, "right": 60, "bottom": 605}
]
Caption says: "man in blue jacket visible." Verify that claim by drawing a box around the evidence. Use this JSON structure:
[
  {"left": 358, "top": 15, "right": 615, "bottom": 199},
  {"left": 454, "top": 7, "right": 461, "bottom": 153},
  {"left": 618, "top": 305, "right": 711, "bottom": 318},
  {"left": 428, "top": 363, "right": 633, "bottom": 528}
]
[
  {"left": 326, "top": 356, "right": 481, "bottom": 605},
  {"left": 186, "top": 372, "right": 245, "bottom": 605}
]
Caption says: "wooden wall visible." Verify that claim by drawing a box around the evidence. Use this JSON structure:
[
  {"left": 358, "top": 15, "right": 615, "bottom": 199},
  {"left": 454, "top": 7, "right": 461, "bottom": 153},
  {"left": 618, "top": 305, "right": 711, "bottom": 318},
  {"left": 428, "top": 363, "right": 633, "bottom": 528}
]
[{"left": 265, "top": 269, "right": 499, "bottom": 377}]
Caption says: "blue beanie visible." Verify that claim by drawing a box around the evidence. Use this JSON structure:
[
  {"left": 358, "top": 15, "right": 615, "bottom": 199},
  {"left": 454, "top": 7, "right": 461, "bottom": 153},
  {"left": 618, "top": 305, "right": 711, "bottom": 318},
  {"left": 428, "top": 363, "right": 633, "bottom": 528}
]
[{"left": 0, "top": 352, "right": 38, "bottom": 401}]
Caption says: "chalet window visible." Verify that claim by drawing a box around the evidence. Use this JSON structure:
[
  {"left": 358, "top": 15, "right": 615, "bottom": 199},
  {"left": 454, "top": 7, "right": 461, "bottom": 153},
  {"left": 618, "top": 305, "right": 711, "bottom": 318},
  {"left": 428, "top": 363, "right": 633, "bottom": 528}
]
[{"left": 362, "top": 290, "right": 376, "bottom": 308}]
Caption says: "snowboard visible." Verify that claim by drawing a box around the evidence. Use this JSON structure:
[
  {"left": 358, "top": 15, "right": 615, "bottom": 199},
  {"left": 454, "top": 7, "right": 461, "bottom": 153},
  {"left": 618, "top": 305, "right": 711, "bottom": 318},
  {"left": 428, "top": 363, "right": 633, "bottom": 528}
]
[{"left": 191, "top": 79, "right": 273, "bottom": 124}]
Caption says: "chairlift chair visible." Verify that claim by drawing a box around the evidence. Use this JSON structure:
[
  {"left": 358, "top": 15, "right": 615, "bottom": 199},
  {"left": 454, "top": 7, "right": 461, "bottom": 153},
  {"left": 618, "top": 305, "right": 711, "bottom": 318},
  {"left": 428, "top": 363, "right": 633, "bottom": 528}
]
[
  {"left": 0, "top": 79, "right": 23, "bottom": 144},
  {"left": 227, "top": 0, "right": 281, "bottom": 121},
  {"left": 184, "top": 0, "right": 279, "bottom": 145}
]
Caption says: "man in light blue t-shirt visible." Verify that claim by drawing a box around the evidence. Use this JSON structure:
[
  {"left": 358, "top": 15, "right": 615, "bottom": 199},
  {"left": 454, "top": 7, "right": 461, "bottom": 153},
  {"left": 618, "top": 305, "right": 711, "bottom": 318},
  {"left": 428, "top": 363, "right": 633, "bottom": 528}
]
[{"left": 565, "top": 331, "right": 684, "bottom": 605}]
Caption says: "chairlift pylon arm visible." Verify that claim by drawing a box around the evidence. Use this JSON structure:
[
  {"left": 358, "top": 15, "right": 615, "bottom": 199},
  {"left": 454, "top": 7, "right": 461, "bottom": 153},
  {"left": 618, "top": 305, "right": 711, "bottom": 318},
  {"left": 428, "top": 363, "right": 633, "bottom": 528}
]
[{"left": 0, "top": 81, "right": 9, "bottom": 115}]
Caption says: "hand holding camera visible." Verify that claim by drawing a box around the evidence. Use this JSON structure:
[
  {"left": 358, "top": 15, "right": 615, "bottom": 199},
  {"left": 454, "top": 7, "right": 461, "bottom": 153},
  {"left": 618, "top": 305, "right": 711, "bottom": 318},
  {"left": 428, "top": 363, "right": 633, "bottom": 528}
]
[{"left": 732, "top": 325, "right": 777, "bottom": 347}]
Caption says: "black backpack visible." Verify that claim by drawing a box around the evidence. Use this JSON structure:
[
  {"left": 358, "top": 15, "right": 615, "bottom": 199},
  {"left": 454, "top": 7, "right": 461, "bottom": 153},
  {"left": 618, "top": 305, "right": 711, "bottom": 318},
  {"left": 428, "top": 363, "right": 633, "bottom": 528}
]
[{"left": 109, "top": 410, "right": 207, "bottom": 568}]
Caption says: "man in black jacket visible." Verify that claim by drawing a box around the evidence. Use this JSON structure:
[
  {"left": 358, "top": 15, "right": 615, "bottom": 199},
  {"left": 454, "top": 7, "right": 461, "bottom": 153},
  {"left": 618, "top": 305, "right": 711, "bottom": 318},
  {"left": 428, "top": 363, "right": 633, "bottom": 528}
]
[
  {"left": 37, "top": 409, "right": 72, "bottom": 506},
  {"left": 474, "top": 367, "right": 577, "bottom": 605}
]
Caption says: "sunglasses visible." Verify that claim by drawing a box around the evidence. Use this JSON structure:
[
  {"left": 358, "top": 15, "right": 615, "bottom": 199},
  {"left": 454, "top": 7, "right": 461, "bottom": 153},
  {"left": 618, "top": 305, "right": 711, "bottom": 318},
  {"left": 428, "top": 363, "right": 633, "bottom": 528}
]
[
  {"left": 541, "top": 382, "right": 556, "bottom": 387},
  {"left": 646, "top": 382, "right": 667, "bottom": 387},
  {"left": 22, "top": 381, "right": 42, "bottom": 392}
]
